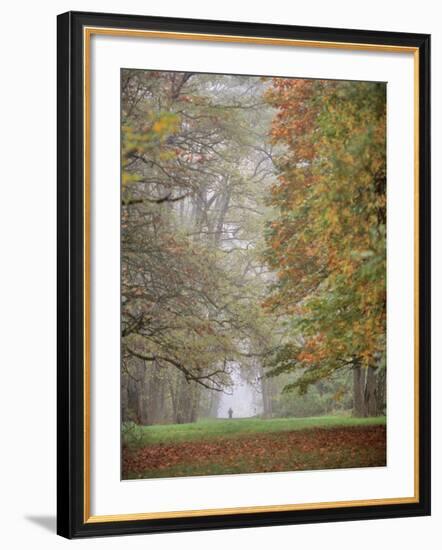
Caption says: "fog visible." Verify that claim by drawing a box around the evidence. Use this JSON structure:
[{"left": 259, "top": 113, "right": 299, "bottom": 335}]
[{"left": 217, "top": 366, "right": 263, "bottom": 419}]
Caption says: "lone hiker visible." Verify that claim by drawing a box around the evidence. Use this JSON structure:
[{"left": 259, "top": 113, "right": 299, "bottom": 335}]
[{"left": 228, "top": 407, "right": 233, "bottom": 419}]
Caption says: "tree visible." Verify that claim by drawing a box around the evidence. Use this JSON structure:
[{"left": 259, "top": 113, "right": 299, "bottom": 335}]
[
  {"left": 121, "top": 71, "right": 279, "bottom": 424},
  {"left": 263, "top": 78, "right": 386, "bottom": 416}
]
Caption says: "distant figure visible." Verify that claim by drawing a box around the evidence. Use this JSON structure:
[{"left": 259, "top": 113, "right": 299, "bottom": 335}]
[{"left": 228, "top": 407, "right": 233, "bottom": 419}]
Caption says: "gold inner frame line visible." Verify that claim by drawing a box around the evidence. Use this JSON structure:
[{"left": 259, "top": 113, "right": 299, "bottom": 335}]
[{"left": 83, "top": 26, "right": 420, "bottom": 524}]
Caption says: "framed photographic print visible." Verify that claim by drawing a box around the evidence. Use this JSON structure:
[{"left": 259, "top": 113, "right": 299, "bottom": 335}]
[{"left": 57, "top": 11, "right": 431, "bottom": 538}]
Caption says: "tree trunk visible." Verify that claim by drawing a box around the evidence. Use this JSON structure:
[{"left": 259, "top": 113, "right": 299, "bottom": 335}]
[
  {"left": 126, "top": 376, "right": 139, "bottom": 422},
  {"left": 375, "top": 367, "right": 386, "bottom": 415},
  {"left": 353, "top": 364, "right": 379, "bottom": 417},
  {"left": 259, "top": 366, "right": 273, "bottom": 419},
  {"left": 365, "top": 366, "right": 378, "bottom": 417},
  {"left": 175, "top": 377, "right": 200, "bottom": 424},
  {"left": 209, "top": 390, "right": 221, "bottom": 418},
  {"left": 137, "top": 369, "right": 150, "bottom": 425},
  {"left": 353, "top": 364, "right": 365, "bottom": 417}
]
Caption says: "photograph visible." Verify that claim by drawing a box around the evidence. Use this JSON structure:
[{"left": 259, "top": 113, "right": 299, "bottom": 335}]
[
  {"left": 120, "top": 69, "right": 387, "bottom": 480},
  {"left": 0, "top": 1, "right": 435, "bottom": 546}
]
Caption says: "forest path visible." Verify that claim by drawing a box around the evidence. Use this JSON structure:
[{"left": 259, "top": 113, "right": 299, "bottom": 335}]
[{"left": 122, "top": 417, "right": 386, "bottom": 479}]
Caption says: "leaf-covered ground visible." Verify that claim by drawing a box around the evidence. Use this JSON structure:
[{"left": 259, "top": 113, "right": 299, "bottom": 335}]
[{"left": 122, "top": 419, "right": 386, "bottom": 479}]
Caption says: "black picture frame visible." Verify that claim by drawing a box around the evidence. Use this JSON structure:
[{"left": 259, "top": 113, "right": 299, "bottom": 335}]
[{"left": 57, "top": 10, "right": 431, "bottom": 539}]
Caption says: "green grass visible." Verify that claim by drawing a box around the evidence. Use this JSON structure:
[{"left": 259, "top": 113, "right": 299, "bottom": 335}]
[{"left": 123, "top": 415, "right": 386, "bottom": 447}]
